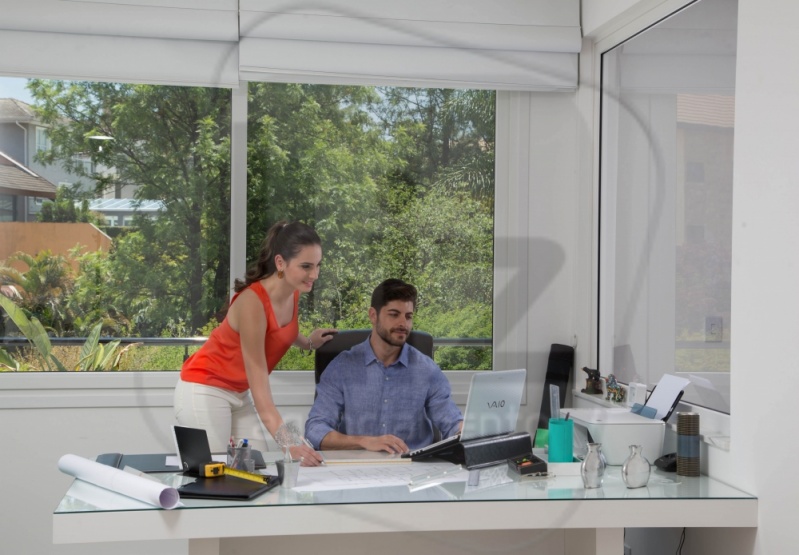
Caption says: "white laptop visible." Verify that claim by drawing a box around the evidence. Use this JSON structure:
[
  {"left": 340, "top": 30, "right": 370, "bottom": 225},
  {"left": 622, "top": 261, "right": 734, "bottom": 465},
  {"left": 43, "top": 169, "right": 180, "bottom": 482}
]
[{"left": 404, "top": 368, "right": 527, "bottom": 459}]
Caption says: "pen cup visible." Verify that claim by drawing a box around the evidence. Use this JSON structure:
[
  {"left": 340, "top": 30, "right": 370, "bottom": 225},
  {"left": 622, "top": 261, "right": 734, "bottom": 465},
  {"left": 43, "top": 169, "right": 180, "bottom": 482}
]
[
  {"left": 548, "top": 418, "right": 574, "bottom": 463},
  {"left": 227, "top": 444, "right": 252, "bottom": 471},
  {"left": 276, "top": 459, "right": 301, "bottom": 488}
]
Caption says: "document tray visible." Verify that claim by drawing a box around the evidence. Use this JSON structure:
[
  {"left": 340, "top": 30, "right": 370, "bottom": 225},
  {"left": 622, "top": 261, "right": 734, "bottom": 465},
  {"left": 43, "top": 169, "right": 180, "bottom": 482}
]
[{"left": 410, "top": 431, "right": 532, "bottom": 469}]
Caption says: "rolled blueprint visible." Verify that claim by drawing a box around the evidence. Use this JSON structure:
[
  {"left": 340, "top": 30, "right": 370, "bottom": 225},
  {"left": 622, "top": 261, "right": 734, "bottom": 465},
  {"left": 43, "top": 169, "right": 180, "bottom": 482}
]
[{"left": 58, "top": 454, "right": 180, "bottom": 510}]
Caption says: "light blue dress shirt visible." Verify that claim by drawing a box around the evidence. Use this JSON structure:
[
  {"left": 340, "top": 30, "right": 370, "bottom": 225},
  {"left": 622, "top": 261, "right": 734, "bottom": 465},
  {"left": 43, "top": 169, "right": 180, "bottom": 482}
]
[{"left": 304, "top": 338, "right": 463, "bottom": 451}]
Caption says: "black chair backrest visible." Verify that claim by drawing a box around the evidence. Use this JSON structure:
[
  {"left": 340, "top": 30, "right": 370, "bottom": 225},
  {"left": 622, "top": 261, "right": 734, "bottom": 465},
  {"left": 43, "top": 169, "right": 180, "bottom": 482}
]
[{"left": 314, "top": 329, "right": 434, "bottom": 384}]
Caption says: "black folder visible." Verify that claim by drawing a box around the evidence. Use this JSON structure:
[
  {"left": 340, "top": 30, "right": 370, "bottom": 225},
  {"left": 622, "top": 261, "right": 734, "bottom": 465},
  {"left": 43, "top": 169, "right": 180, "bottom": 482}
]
[
  {"left": 95, "top": 452, "right": 181, "bottom": 473},
  {"left": 177, "top": 474, "right": 278, "bottom": 500},
  {"left": 95, "top": 450, "right": 267, "bottom": 473}
]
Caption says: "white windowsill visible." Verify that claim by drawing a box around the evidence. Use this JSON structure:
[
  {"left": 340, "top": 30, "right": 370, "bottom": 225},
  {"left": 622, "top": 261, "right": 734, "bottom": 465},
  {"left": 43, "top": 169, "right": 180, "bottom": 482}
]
[{"left": 0, "top": 370, "right": 478, "bottom": 410}]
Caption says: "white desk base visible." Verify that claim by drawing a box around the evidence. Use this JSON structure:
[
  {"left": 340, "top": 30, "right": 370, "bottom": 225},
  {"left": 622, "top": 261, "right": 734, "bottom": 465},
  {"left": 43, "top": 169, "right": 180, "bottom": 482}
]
[
  {"left": 54, "top": 462, "right": 756, "bottom": 555},
  {"left": 55, "top": 497, "right": 754, "bottom": 555}
]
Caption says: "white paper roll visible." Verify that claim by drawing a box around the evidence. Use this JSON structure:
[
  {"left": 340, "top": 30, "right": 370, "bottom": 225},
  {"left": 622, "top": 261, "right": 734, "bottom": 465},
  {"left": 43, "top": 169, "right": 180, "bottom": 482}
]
[{"left": 58, "top": 454, "right": 181, "bottom": 510}]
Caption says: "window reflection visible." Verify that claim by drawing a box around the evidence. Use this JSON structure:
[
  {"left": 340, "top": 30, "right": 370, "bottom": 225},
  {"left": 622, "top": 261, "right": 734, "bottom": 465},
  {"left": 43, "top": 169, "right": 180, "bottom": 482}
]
[{"left": 600, "top": 0, "right": 736, "bottom": 412}]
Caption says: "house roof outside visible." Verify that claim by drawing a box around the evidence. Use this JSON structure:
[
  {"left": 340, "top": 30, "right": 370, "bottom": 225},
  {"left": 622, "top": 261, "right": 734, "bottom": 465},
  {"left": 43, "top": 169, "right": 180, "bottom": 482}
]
[
  {"left": 0, "top": 151, "right": 56, "bottom": 198},
  {"left": 0, "top": 98, "right": 37, "bottom": 123}
]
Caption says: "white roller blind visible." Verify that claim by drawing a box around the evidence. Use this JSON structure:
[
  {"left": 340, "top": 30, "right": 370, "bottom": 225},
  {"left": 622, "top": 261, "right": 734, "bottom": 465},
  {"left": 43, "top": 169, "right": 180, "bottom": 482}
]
[
  {"left": 1, "top": 0, "right": 581, "bottom": 91},
  {"left": 0, "top": 0, "right": 239, "bottom": 87},
  {"left": 239, "top": 0, "right": 581, "bottom": 91}
]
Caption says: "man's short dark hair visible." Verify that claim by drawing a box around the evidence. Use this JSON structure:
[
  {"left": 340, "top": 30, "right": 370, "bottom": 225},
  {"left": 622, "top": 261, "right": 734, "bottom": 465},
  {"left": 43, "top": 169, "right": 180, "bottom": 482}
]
[{"left": 370, "top": 279, "right": 418, "bottom": 313}]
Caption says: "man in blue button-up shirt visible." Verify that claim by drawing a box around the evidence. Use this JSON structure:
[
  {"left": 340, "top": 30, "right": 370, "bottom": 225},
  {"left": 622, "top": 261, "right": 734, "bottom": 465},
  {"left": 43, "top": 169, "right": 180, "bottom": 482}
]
[{"left": 305, "top": 279, "right": 463, "bottom": 453}]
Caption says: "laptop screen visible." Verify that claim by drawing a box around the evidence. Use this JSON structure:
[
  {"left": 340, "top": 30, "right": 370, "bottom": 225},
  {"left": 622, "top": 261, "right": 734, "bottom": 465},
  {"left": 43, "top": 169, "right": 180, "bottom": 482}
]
[{"left": 460, "top": 368, "right": 526, "bottom": 440}]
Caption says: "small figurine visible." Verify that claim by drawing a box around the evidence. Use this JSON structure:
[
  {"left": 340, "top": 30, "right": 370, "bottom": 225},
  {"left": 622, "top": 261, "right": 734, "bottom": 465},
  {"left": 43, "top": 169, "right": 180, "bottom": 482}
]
[
  {"left": 581, "top": 367, "right": 603, "bottom": 395},
  {"left": 605, "top": 373, "right": 626, "bottom": 403}
]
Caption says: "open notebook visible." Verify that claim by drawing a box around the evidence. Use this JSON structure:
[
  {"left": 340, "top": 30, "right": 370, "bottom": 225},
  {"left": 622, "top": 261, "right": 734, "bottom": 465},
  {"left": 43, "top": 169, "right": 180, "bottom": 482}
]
[{"left": 404, "top": 368, "right": 527, "bottom": 459}]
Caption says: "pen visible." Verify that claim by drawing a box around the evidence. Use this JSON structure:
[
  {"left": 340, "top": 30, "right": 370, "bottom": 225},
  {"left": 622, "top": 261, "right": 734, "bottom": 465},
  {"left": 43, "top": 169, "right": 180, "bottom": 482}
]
[{"left": 302, "top": 437, "right": 326, "bottom": 465}]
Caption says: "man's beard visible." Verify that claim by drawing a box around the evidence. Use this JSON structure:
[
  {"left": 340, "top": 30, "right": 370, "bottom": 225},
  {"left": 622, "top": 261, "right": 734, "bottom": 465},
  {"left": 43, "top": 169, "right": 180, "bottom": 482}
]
[{"left": 375, "top": 321, "right": 408, "bottom": 348}]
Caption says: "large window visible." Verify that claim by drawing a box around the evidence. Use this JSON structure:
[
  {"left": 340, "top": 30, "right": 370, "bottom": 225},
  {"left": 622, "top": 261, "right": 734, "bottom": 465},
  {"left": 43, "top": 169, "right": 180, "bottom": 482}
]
[
  {"left": 599, "top": 0, "right": 736, "bottom": 413},
  {"left": 0, "top": 78, "right": 495, "bottom": 372}
]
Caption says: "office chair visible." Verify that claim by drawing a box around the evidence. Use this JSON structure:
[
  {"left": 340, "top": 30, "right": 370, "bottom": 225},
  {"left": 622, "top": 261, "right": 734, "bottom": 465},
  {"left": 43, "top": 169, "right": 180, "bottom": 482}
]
[{"left": 314, "top": 329, "right": 435, "bottom": 384}]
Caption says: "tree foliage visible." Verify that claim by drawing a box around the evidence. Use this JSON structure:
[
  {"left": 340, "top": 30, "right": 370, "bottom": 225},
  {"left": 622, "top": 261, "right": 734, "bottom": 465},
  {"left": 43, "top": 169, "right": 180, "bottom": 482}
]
[
  {"left": 6, "top": 81, "right": 496, "bottom": 370},
  {"left": 38, "top": 186, "right": 102, "bottom": 224}
]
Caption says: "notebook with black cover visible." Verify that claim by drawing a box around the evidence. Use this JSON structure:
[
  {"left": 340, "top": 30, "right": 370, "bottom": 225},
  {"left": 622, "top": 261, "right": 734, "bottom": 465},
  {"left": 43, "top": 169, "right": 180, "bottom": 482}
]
[
  {"left": 177, "top": 474, "right": 277, "bottom": 500},
  {"left": 173, "top": 425, "right": 217, "bottom": 476}
]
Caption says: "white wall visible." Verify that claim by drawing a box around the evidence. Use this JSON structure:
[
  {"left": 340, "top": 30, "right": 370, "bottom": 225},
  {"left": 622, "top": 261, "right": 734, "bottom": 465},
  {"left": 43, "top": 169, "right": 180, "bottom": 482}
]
[{"left": 729, "top": 0, "right": 799, "bottom": 552}]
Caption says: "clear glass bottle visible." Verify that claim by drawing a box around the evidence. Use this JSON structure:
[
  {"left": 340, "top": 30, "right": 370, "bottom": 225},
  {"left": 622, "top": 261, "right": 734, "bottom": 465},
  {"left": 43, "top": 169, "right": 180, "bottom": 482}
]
[
  {"left": 581, "top": 442, "right": 606, "bottom": 489},
  {"left": 621, "top": 444, "right": 651, "bottom": 489}
]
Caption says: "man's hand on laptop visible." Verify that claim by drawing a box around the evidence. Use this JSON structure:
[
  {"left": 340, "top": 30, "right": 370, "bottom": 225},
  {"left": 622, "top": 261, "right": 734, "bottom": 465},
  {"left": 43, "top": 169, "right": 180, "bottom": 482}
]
[{"left": 361, "top": 435, "right": 409, "bottom": 454}]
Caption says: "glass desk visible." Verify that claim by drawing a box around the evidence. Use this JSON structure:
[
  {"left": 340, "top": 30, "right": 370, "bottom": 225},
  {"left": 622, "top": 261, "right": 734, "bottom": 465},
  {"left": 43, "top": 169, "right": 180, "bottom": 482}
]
[{"left": 54, "top": 459, "right": 756, "bottom": 555}]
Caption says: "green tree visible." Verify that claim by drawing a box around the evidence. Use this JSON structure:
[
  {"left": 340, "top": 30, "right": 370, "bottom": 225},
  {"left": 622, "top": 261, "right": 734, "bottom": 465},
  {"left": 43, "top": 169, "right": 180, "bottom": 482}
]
[
  {"left": 29, "top": 81, "right": 232, "bottom": 333},
  {"left": 373, "top": 88, "right": 496, "bottom": 200},
  {"left": 0, "top": 250, "right": 74, "bottom": 335},
  {"left": 67, "top": 247, "right": 132, "bottom": 336},
  {"left": 37, "top": 186, "right": 103, "bottom": 224},
  {"left": 246, "top": 83, "right": 392, "bottom": 327},
  {"left": 23, "top": 80, "right": 496, "bottom": 371}
]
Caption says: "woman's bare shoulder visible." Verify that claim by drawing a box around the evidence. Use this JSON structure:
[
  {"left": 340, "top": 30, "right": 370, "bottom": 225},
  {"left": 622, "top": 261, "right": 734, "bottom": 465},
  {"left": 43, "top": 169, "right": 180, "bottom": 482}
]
[{"left": 227, "top": 288, "right": 266, "bottom": 331}]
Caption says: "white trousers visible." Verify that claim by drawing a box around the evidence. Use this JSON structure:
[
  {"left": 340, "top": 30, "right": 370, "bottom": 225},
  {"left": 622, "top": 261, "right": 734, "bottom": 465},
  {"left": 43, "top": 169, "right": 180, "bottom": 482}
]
[{"left": 173, "top": 379, "right": 269, "bottom": 453}]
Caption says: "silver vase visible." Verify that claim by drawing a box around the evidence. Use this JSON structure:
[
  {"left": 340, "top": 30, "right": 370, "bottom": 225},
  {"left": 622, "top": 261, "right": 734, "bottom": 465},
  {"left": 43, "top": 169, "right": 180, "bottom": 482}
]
[
  {"left": 621, "top": 444, "right": 651, "bottom": 488},
  {"left": 580, "top": 442, "right": 606, "bottom": 489}
]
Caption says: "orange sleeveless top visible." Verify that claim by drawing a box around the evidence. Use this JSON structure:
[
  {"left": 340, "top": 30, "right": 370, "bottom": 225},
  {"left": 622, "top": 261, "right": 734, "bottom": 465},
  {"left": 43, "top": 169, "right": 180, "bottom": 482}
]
[{"left": 180, "top": 283, "right": 299, "bottom": 392}]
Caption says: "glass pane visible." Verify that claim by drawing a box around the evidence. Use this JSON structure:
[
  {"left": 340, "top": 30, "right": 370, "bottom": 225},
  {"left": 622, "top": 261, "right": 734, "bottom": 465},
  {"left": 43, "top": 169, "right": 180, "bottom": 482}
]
[
  {"left": 600, "top": 0, "right": 736, "bottom": 412},
  {"left": 0, "top": 77, "right": 231, "bottom": 371},
  {"left": 1, "top": 79, "right": 495, "bottom": 371},
  {"left": 247, "top": 84, "right": 495, "bottom": 371}
]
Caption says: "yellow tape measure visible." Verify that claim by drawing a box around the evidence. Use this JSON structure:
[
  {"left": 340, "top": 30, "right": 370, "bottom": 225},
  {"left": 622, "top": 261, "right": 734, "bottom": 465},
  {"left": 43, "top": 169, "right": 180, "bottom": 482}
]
[{"left": 203, "top": 463, "right": 268, "bottom": 484}]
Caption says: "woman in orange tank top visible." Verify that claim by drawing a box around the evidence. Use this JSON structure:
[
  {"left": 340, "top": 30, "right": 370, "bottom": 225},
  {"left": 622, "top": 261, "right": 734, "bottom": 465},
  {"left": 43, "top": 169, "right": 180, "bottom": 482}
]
[{"left": 174, "top": 221, "right": 336, "bottom": 466}]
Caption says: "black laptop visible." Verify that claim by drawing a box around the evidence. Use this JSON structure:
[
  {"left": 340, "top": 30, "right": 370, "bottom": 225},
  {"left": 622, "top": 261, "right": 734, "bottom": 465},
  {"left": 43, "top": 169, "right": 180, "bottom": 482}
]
[{"left": 172, "top": 425, "right": 278, "bottom": 500}]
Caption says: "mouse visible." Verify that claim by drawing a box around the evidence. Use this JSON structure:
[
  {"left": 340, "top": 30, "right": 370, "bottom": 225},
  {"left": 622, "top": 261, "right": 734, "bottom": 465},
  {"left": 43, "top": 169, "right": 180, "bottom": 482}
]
[{"left": 654, "top": 452, "right": 677, "bottom": 472}]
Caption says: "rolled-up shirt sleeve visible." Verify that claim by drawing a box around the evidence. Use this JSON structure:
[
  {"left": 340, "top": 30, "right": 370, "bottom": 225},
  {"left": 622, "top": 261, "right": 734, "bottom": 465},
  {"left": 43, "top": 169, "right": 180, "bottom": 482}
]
[{"left": 426, "top": 366, "right": 463, "bottom": 439}]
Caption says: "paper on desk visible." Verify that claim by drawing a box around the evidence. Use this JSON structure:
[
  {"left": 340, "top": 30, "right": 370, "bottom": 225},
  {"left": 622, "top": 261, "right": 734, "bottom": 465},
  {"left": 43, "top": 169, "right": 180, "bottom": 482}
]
[
  {"left": 292, "top": 461, "right": 464, "bottom": 492},
  {"left": 320, "top": 450, "right": 411, "bottom": 465},
  {"left": 58, "top": 454, "right": 180, "bottom": 509},
  {"left": 647, "top": 374, "right": 691, "bottom": 419}
]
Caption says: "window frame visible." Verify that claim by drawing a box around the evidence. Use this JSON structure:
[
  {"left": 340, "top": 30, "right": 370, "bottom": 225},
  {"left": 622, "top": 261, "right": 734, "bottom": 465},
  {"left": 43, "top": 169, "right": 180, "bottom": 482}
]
[
  {"left": 2, "top": 86, "right": 530, "bottom": 409},
  {"left": 35, "top": 126, "right": 50, "bottom": 152},
  {"left": 591, "top": 0, "right": 733, "bottom": 436}
]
